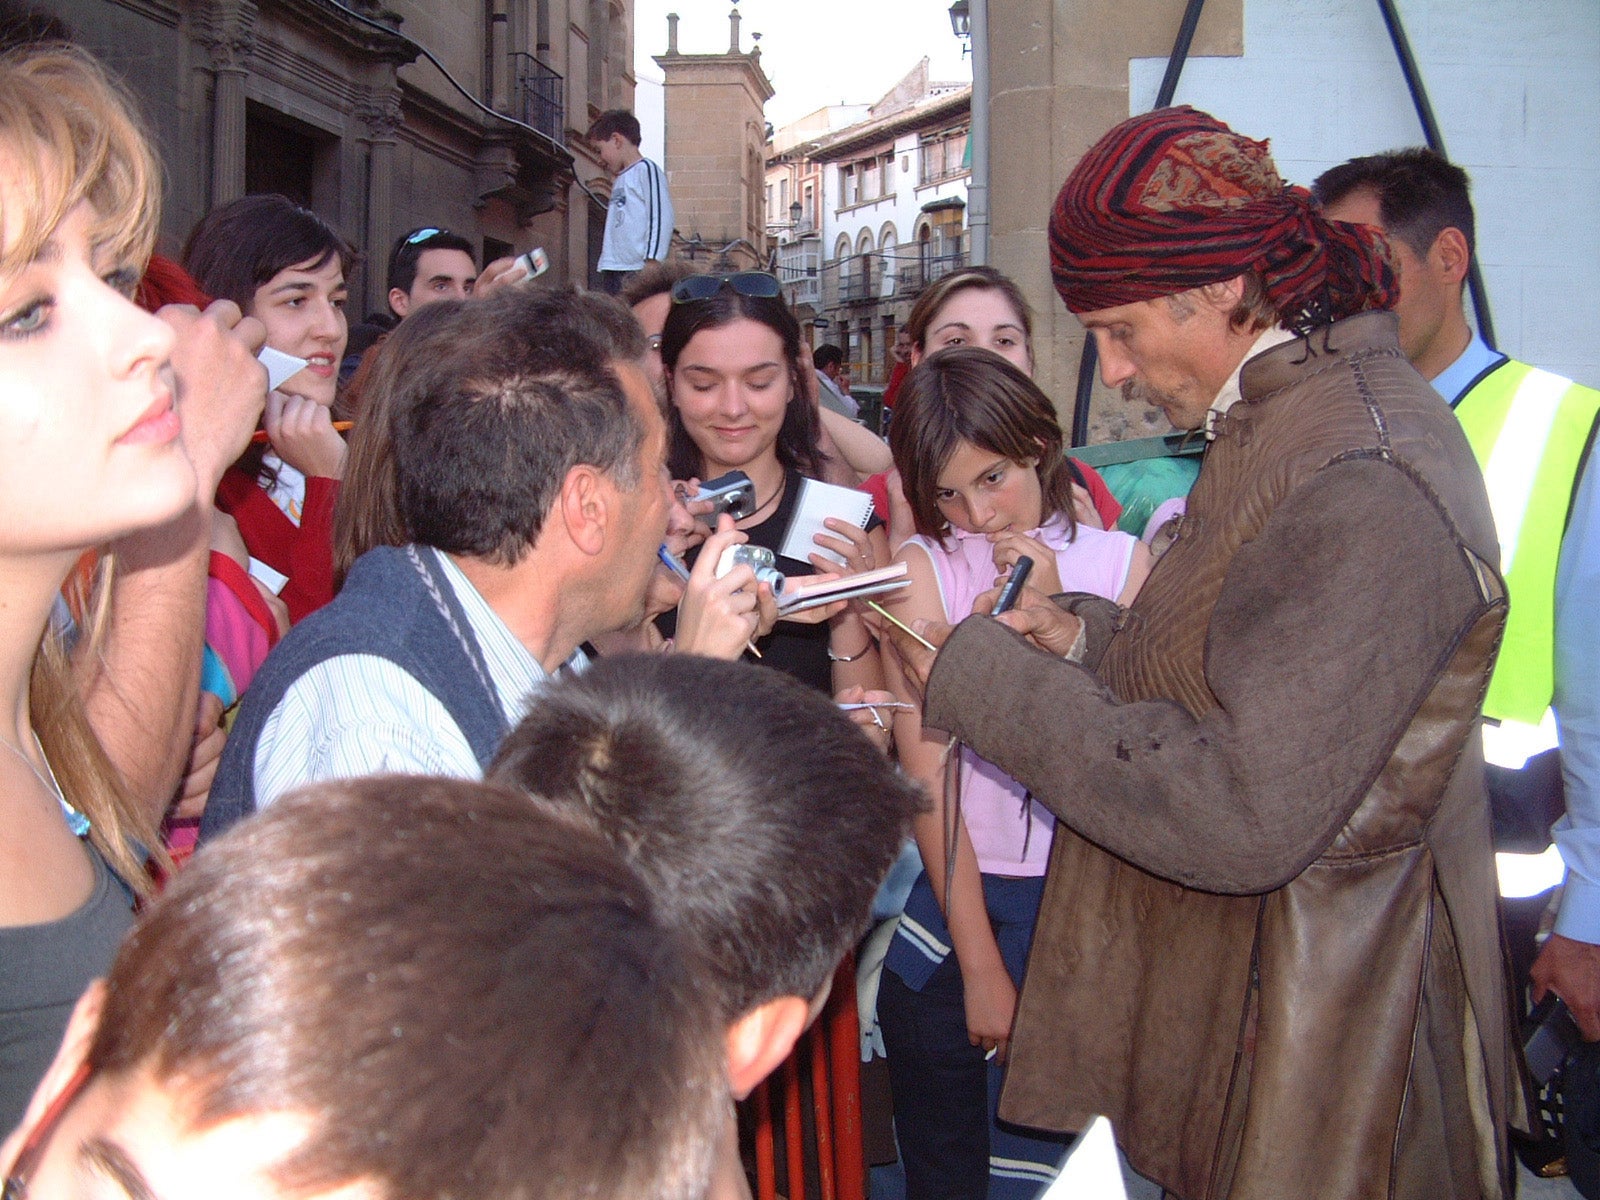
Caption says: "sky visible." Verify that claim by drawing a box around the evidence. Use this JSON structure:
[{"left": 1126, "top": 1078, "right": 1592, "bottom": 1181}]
[{"left": 631, "top": 0, "right": 972, "bottom": 135}]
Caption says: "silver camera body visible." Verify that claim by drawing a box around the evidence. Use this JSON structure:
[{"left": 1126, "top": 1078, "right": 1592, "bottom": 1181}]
[
  {"left": 715, "top": 543, "right": 785, "bottom": 593},
  {"left": 691, "top": 470, "right": 757, "bottom": 522}
]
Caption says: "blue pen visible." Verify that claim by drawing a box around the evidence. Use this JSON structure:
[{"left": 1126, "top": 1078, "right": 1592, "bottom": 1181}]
[{"left": 658, "top": 543, "right": 692, "bottom": 581}]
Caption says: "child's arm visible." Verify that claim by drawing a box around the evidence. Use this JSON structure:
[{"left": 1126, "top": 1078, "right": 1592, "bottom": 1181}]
[
  {"left": 1117, "top": 539, "right": 1155, "bottom": 606},
  {"left": 823, "top": 526, "right": 891, "bottom": 695},
  {"left": 888, "top": 542, "right": 1018, "bottom": 1061}
]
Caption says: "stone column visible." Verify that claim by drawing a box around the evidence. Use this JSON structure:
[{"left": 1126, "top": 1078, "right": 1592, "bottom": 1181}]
[
  {"left": 204, "top": 0, "right": 257, "bottom": 207},
  {"left": 358, "top": 90, "right": 404, "bottom": 315}
]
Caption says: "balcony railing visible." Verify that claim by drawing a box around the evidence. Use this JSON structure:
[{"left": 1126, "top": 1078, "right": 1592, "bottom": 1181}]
[
  {"left": 510, "top": 53, "right": 564, "bottom": 145},
  {"left": 819, "top": 249, "right": 967, "bottom": 308}
]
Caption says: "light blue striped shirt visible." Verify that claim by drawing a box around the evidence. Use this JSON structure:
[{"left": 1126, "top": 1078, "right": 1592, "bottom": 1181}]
[{"left": 252, "top": 550, "right": 579, "bottom": 806}]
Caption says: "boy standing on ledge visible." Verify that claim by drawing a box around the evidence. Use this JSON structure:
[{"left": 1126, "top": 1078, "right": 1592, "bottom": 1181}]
[{"left": 589, "top": 109, "right": 675, "bottom": 294}]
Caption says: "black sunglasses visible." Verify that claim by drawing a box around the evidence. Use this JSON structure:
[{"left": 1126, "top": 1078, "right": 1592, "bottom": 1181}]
[{"left": 670, "top": 272, "right": 783, "bottom": 304}]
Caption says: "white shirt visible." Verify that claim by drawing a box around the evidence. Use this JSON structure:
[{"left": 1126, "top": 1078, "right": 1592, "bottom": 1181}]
[
  {"left": 598, "top": 157, "right": 674, "bottom": 270},
  {"left": 252, "top": 551, "right": 579, "bottom": 805},
  {"left": 1204, "top": 326, "right": 1297, "bottom": 438}
]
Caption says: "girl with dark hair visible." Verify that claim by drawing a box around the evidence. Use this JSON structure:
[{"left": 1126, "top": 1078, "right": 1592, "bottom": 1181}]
[
  {"left": 876, "top": 347, "right": 1151, "bottom": 1199},
  {"left": 182, "top": 194, "right": 353, "bottom": 622},
  {"left": 659, "top": 272, "right": 887, "bottom": 696},
  {"left": 868, "top": 264, "right": 1123, "bottom": 544}
]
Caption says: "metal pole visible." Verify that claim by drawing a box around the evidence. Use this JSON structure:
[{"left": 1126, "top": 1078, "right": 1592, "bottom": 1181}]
[
  {"left": 968, "top": 0, "right": 989, "bottom": 265},
  {"left": 1374, "top": 0, "right": 1496, "bottom": 349}
]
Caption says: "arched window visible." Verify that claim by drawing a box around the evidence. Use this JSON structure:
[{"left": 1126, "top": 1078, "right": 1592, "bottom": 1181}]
[
  {"left": 856, "top": 229, "right": 874, "bottom": 300},
  {"left": 879, "top": 224, "right": 899, "bottom": 296},
  {"left": 835, "top": 234, "right": 854, "bottom": 302}
]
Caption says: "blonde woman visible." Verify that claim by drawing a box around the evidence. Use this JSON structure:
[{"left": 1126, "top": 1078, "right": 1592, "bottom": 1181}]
[{"left": 0, "top": 47, "right": 201, "bottom": 1130}]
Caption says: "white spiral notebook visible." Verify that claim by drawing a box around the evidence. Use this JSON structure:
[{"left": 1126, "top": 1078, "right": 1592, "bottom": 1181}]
[{"left": 778, "top": 478, "right": 876, "bottom": 567}]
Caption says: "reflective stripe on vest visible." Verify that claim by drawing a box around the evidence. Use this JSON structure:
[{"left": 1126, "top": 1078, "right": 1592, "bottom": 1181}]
[{"left": 1455, "top": 360, "right": 1600, "bottom": 729}]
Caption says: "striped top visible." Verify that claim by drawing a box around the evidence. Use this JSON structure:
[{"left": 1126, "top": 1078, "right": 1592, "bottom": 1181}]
[{"left": 252, "top": 552, "right": 568, "bottom": 805}]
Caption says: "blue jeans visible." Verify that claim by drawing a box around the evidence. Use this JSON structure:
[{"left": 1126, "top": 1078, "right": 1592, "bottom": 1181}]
[{"left": 878, "top": 873, "right": 1068, "bottom": 1199}]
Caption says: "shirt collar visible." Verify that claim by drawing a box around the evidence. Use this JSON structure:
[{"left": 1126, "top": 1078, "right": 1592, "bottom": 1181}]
[
  {"left": 1204, "top": 326, "right": 1298, "bottom": 439},
  {"left": 1430, "top": 332, "right": 1505, "bottom": 406},
  {"left": 431, "top": 550, "right": 583, "bottom": 726}
]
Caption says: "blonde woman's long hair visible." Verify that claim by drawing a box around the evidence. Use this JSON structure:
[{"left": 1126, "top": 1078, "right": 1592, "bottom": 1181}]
[{"left": 1, "top": 46, "right": 167, "bottom": 889}]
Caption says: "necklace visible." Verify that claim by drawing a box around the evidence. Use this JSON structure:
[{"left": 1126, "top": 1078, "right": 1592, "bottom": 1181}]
[
  {"left": 1, "top": 730, "right": 90, "bottom": 837},
  {"left": 745, "top": 476, "right": 786, "bottom": 522}
]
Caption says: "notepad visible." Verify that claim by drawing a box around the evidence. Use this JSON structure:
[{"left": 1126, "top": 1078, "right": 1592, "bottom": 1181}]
[
  {"left": 775, "top": 561, "right": 909, "bottom": 615},
  {"left": 777, "top": 478, "right": 876, "bottom": 566}
]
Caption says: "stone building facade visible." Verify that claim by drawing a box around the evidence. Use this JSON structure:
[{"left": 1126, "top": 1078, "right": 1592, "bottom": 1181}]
[{"left": 42, "top": 0, "right": 635, "bottom": 313}]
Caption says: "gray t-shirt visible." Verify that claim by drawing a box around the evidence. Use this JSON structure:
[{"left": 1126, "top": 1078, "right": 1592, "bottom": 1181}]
[{"left": 0, "top": 844, "right": 134, "bottom": 1131}]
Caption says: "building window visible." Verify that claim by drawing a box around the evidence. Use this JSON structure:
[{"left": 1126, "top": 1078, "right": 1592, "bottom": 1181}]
[
  {"left": 918, "top": 126, "right": 969, "bottom": 186},
  {"left": 863, "top": 157, "right": 879, "bottom": 202}
]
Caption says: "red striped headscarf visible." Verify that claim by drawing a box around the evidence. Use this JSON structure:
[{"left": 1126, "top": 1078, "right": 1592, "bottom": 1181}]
[{"left": 1049, "top": 106, "right": 1396, "bottom": 329}]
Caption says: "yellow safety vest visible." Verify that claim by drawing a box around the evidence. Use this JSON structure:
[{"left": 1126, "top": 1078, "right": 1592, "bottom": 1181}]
[{"left": 1454, "top": 359, "right": 1600, "bottom": 730}]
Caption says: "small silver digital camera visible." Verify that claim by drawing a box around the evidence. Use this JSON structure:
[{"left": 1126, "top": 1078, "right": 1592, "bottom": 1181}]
[
  {"left": 690, "top": 471, "right": 757, "bottom": 522},
  {"left": 715, "top": 543, "right": 785, "bottom": 593}
]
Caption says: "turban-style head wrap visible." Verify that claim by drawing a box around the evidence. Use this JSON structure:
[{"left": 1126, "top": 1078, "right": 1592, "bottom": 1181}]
[{"left": 1049, "top": 106, "right": 1397, "bottom": 331}]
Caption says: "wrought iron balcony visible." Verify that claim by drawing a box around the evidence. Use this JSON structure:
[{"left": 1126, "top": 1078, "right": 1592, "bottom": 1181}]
[{"left": 510, "top": 53, "right": 564, "bottom": 145}]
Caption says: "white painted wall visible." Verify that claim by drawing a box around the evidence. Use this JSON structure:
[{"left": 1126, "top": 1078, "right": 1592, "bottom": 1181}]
[
  {"left": 1130, "top": 0, "right": 1600, "bottom": 389},
  {"left": 822, "top": 132, "right": 969, "bottom": 291}
]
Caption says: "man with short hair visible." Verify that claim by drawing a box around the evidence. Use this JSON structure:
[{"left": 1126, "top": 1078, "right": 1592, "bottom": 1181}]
[
  {"left": 491, "top": 653, "right": 923, "bottom": 1200},
  {"left": 1, "top": 776, "right": 726, "bottom": 1200},
  {"left": 386, "top": 225, "right": 478, "bottom": 319},
  {"left": 588, "top": 109, "right": 674, "bottom": 294},
  {"left": 201, "top": 286, "right": 674, "bottom": 837},
  {"left": 812, "top": 342, "right": 859, "bottom": 419},
  {"left": 1316, "top": 152, "right": 1600, "bottom": 1039},
  {"left": 887, "top": 107, "right": 1519, "bottom": 1197}
]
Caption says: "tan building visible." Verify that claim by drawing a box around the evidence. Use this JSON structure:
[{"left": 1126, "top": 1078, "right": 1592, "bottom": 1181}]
[
  {"left": 653, "top": 8, "right": 772, "bottom": 270},
  {"left": 40, "top": 0, "right": 637, "bottom": 312}
]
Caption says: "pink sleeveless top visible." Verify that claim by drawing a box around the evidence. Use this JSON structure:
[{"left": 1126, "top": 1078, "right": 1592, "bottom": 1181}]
[{"left": 904, "top": 515, "right": 1137, "bottom": 875}]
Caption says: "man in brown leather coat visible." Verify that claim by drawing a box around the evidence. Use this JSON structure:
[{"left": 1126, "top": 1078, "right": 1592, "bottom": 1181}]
[{"left": 886, "top": 107, "right": 1520, "bottom": 1198}]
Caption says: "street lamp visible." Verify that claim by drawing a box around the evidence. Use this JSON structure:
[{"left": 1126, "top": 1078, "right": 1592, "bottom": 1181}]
[
  {"left": 789, "top": 199, "right": 803, "bottom": 230},
  {"left": 948, "top": 0, "right": 970, "bottom": 38}
]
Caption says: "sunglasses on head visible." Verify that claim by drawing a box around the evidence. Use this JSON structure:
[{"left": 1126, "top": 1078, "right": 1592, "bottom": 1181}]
[
  {"left": 403, "top": 226, "right": 449, "bottom": 246},
  {"left": 670, "top": 272, "right": 783, "bottom": 304}
]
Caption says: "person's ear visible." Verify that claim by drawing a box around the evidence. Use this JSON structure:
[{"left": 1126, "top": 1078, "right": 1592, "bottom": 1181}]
[
  {"left": 558, "top": 464, "right": 612, "bottom": 557},
  {"left": 388, "top": 287, "right": 411, "bottom": 318},
  {"left": 0, "top": 981, "right": 105, "bottom": 1174},
  {"left": 1198, "top": 275, "right": 1246, "bottom": 312},
  {"left": 1431, "top": 227, "right": 1471, "bottom": 287},
  {"left": 724, "top": 995, "right": 811, "bottom": 1100}
]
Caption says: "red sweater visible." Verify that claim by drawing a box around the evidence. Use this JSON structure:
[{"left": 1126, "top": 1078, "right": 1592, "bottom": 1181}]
[{"left": 216, "top": 466, "right": 340, "bottom": 624}]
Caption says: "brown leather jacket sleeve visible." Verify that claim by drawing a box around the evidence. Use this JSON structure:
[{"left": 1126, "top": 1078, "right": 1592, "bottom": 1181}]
[{"left": 922, "top": 457, "right": 1499, "bottom": 895}]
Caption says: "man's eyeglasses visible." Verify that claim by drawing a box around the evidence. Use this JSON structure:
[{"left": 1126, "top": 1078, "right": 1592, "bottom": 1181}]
[
  {"left": 2, "top": 1063, "right": 93, "bottom": 1200},
  {"left": 670, "top": 272, "right": 783, "bottom": 305},
  {"left": 402, "top": 226, "right": 448, "bottom": 246}
]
